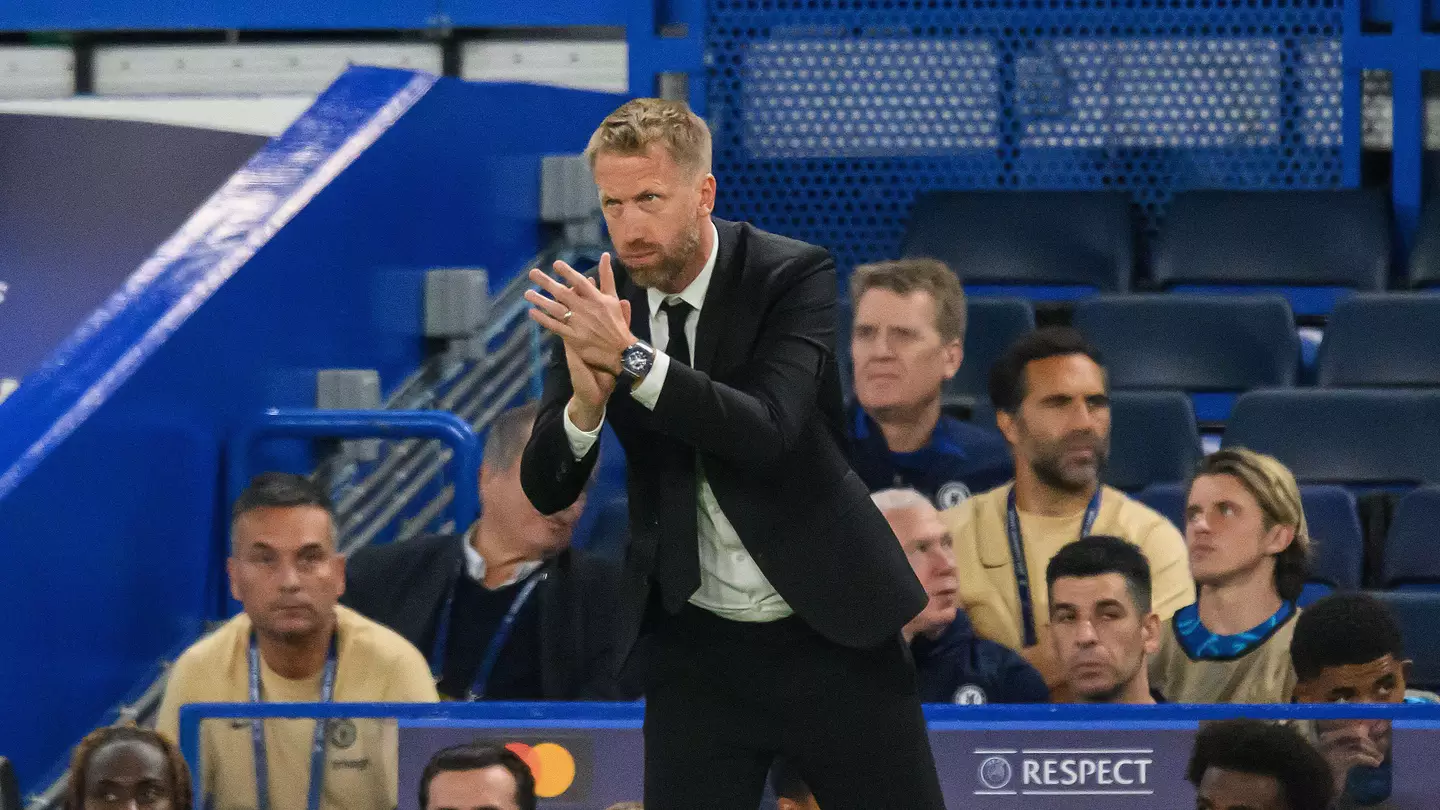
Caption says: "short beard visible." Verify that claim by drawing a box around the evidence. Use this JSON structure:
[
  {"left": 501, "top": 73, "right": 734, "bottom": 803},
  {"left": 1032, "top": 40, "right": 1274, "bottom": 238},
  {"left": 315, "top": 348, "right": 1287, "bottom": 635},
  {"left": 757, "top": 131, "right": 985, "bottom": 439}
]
[
  {"left": 1030, "top": 436, "right": 1109, "bottom": 494},
  {"left": 1077, "top": 658, "right": 1145, "bottom": 704},
  {"left": 626, "top": 221, "right": 702, "bottom": 291}
]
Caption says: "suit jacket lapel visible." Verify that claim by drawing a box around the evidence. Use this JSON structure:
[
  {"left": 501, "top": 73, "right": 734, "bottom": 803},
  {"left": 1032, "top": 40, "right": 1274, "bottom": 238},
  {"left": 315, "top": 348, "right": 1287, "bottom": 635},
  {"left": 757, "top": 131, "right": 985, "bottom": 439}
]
[{"left": 694, "top": 219, "right": 739, "bottom": 374}]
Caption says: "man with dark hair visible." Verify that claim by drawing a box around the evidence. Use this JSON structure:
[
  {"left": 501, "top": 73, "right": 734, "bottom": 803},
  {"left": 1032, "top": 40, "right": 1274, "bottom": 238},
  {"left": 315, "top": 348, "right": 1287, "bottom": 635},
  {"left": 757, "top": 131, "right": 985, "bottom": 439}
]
[
  {"left": 1045, "top": 536, "right": 1162, "bottom": 704},
  {"left": 770, "top": 758, "right": 820, "bottom": 810},
  {"left": 846, "top": 257, "right": 1011, "bottom": 508},
  {"left": 1152, "top": 448, "right": 1309, "bottom": 704},
  {"left": 1187, "top": 719, "right": 1335, "bottom": 810},
  {"left": 1291, "top": 592, "right": 1437, "bottom": 808},
  {"left": 943, "top": 327, "right": 1192, "bottom": 694},
  {"left": 419, "top": 743, "right": 536, "bottom": 810},
  {"left": 158, "top": 473, "right": 438, "bottom": 810},
  {"left": 344, "top": 402, "right": 627, "bottom": 701}
]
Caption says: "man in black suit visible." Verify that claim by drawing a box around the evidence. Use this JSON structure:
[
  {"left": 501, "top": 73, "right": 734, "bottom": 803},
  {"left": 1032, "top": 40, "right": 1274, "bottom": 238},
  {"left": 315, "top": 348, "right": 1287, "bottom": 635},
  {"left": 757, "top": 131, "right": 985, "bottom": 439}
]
[
  {"left": 343, "top": 402, "right": 628, "bottom": 701},
  {"left": 520, "top": 98, "right": 945, "bottom": 809}
]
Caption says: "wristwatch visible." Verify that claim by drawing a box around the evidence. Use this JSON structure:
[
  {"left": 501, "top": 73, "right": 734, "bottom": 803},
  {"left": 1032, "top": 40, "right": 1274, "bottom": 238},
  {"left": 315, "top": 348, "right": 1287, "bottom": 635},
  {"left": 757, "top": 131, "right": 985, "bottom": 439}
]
[{"left": 620, "top": 341, "right": 657, "bottom": 381}]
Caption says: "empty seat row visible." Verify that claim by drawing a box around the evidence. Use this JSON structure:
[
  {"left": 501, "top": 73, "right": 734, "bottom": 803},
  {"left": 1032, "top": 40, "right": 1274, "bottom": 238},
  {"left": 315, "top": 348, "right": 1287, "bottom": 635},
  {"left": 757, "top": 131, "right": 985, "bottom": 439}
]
[
  {"left": 916, "top": 294, "right": 1440, "bottom": 421},
  {"left": 902, "top": 188, "right": 1428, "bottom": 314}
]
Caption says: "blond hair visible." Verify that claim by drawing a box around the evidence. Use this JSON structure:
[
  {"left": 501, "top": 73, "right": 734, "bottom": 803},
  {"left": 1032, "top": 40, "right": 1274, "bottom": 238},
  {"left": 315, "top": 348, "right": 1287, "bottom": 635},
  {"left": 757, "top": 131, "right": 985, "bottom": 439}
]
[
  {"left": 586, "top": 98, "right": 712, "bottom": 178},
  {"left": 849, "top": 257, "right": 967, "bottom": 343},
  {"left": 1189, "top": 447, "right": 1312, "bottom": 601}
]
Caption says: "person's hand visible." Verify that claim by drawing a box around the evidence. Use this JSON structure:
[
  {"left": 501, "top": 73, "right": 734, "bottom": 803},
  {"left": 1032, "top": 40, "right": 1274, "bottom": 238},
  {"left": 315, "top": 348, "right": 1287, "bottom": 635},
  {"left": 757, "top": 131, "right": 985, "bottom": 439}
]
[
  {"left": 564, "top": 301, "right": 629, "bottom": 431},
  {"left": 1317, "top": 722, "right": 1386, "bottom": 795},
  {"left": 526, "top": 253, "right": 636, "bottom": 374}
]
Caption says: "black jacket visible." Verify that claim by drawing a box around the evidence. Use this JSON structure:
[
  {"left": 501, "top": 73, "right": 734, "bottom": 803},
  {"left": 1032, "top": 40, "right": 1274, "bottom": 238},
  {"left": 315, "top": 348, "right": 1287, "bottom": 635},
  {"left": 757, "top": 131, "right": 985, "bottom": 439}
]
[
  {"left": 912, "top": 610, "right": 1050, "bottom": 704},
  {"left": 520, "top": 218, "right": 927, "bottom": 662},
  {"left": 341, "top": 533, "right": 630, "bottom": 700}
]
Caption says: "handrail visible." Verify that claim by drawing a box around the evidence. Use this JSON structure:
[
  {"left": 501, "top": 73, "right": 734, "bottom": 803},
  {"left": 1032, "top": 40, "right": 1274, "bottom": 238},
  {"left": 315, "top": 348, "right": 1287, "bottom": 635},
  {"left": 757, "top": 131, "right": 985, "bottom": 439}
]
[{"left": 226, "top": 409, "right": 481, "bottom": 533}]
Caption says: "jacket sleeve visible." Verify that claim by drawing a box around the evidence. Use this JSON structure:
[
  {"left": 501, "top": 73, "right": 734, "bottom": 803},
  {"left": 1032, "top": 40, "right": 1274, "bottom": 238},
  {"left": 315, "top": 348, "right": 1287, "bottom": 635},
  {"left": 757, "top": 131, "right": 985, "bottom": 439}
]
[
  {"left": 520, "top": 339, "right": 603, "bottom": 515},
  {"left": 648, "top": 248, "right": 836, "bottom": 474},
  {"left": 575, "top": 554, "right": 629, "bottom": 700}
]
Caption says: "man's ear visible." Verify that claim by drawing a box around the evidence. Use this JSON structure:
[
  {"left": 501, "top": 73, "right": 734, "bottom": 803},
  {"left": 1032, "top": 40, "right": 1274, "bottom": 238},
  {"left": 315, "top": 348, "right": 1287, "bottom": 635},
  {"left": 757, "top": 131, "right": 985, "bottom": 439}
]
[
  {"left": 1262, "top": 523, "right": 1295, "bottom": 556},
  {"left": 942, "top": 341, "right": 963, "bottom": 381},
  {"left": 996, "top": 408, "right": 1019, "bottom": 447},
  {"left": 1142, "top": 611, "right": 1161, "bottom": 656}
]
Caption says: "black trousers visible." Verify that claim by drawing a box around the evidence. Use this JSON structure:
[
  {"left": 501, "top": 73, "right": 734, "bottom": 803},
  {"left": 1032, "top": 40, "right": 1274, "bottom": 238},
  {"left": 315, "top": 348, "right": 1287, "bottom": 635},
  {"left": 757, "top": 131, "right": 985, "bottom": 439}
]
[{"left": 641, "top": 604, "right": 947, "bottom": 810}]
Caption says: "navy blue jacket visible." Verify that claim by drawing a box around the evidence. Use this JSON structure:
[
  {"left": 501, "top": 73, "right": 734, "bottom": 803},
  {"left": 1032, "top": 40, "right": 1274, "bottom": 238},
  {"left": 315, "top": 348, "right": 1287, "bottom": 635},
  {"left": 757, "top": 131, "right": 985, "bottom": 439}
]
[
  {"left": 912, "top": 610, "right": 1050, "bottom": 704},
  {"left": 847, "top": 404, "right": 1013, "bottom": 509}
]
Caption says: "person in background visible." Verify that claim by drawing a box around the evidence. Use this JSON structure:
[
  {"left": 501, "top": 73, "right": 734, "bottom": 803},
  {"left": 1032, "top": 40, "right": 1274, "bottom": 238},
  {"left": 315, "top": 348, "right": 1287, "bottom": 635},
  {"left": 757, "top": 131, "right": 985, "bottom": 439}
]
[
  {"left": 157, "top": 473, "right": 438, "bottom": 810},
  {"left": 846, "top": 258, "right": 1011, "bottom": 508},
  {"left": 344, "top": 402, "right": 628, "bottom": 701},
  {"left": 770, "top": 758, "right": 821, "bottom": 810},
  {"left": 873, "top": 488, "right": 1048, "bottom": 704},
  {"left": 1045, "top": 535, "right": 1163, "bottom": 704},
  {"left": 1151, "top": 448, "right": 1309, "bottom": 704},
  {"left": 1187, "top": 719, "right": 1335, "bottom": 810},
  {"left": 1291, "top": 592, "right": 1438, "bottom": 809},
  {"left": 418, "top": 744, "right": 535, "bottom": 810},
  {"left": 66, "top": 725, "right": 192, "bottom": 810},
  {"left": 943, "top": 327, "right": 1193, "bottom": 694}
]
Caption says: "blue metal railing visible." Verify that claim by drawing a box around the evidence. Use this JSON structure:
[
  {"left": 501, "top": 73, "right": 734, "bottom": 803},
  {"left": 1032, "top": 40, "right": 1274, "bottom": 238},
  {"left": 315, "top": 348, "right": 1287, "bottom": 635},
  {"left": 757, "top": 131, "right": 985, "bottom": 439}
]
[{"left": 226, "top": 409, "right": 481, "bottom": 532}]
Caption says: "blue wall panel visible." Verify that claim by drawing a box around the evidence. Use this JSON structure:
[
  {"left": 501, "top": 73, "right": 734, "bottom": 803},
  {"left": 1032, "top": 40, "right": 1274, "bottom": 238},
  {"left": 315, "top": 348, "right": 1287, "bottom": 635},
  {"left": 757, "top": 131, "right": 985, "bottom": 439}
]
[
  {"left": 0, "top": 116, "right": 264, "bottom": 382},
  {"left": 0, "top": 69, "right": 624, "bottom": 791}
]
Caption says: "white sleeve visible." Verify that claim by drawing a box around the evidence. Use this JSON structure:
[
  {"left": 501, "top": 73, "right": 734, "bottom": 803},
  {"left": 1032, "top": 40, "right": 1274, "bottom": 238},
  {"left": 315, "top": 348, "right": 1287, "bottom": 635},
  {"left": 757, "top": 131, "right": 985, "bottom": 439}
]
[
  {"left": 562, "top": 401, "right": 605, "bottom": 459},
  {"left": 628, "top": 351, "right": 671, "bottom": 411}
]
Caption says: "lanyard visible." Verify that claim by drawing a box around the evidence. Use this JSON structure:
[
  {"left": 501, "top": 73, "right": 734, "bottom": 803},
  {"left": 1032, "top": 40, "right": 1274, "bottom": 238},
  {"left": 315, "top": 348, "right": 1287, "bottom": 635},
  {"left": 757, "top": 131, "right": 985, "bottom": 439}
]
[
  {"left": 247, "top": 631, "right": 337, "bottom": 810},
  {"left": 429, "top": 567, "right": 547, "bottom": 701},
  {"left": 1006, "top": 485, "right": 1102, "bottom": 647}
]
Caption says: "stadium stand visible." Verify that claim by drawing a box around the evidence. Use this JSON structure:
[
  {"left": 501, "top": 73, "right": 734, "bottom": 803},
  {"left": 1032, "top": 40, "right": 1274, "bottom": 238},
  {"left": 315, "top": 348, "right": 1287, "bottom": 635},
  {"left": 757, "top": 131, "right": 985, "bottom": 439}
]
[
  {"left": 1139, "top": 483, "right": 1364, "bottom": 605},
  {"left": 1381, "top": 486, "right": 1440, "bottom": 590},
  {"left": 1317, "top": 293, "right": 1440, "bottom": 387},
  {"left": 1409, "top": 200, "right": 1440, "bottom": 288},
  {"left": 901, "top": 190, "right": 1134, "bottom": 298},
  {"left": 1072, "top": 294, "right": 1299, "bottom": 423},
  {"left": 1370, "top": 591, "right": 1440, "bottom": 690},
  {"left": 1152, "top": 189, "right": 1392, "bottom": 317},
  {"left": 944, "top": 297, "right": 1035, "bottom": 411},
  {"left": 1223, "top": 389, "right": 1440, "bottom": 485}
]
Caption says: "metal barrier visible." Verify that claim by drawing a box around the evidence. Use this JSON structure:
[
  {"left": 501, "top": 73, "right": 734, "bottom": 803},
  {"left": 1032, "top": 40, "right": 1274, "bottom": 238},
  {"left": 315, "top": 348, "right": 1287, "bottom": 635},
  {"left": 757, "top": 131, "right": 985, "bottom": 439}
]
[
  {"left": 226, "top": 409, "right": 482, "bottom": 534},
  {"left": 178, "top": 701, "right": 1440, "bottom": 809}
]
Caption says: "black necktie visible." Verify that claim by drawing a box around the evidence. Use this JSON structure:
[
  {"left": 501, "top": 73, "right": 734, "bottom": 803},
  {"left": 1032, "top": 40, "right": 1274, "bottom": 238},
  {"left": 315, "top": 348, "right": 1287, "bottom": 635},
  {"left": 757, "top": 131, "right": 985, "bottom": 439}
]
[
  {"left": 659, "top": 299, "right": 693, "bottom": 367},
  {"left": 654, "top": 297, "right": 700, "bottom": 612}
]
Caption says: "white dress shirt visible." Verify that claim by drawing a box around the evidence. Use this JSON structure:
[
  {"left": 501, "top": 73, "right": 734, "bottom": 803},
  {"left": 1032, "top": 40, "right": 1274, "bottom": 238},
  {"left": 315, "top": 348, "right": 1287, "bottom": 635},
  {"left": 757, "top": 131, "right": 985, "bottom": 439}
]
[
  {"left": 461, "top": 528, "right": 542, "bottom": 588},
  {"left": 562, "top": 223, "right": 792, "bottom": 622}
]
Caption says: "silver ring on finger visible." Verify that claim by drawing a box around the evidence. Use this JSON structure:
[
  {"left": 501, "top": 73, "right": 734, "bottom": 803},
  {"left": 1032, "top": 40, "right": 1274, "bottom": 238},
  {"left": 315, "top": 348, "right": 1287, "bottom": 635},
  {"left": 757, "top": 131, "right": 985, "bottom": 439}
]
[{"left": 562, "top": 310, "right": 574, "bottom": 322}]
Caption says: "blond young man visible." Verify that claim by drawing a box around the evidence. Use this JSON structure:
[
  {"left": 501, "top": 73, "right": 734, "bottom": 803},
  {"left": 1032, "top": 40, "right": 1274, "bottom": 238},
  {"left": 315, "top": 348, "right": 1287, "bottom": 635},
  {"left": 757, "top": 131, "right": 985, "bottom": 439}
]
[{"left": 1150, "top": 448, "right": 1310, "bottom": 703}]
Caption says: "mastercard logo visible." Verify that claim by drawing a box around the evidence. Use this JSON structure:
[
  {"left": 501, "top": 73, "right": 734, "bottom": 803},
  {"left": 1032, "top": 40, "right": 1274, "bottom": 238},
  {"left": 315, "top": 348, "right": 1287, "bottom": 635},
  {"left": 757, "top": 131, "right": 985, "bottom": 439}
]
[{"left": 504, "top": 741, "right": 578, "bottom": 798}]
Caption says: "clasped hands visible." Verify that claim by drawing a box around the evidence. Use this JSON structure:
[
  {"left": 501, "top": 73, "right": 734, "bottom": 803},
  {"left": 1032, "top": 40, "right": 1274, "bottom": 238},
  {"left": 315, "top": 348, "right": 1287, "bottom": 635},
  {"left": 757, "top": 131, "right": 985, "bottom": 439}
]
[{"left": 525, "top": 252, "right": 638, "bottom": 418}]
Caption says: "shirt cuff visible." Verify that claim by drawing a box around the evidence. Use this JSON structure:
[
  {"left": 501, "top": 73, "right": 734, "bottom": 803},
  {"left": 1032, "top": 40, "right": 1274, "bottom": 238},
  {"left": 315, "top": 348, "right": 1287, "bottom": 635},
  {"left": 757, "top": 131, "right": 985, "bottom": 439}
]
[
  {"left": 562, "top": 400, "right": 604, "bottom": 460},
  {"left": 629, "top": 351, "right": 670, "bottom": 411}
]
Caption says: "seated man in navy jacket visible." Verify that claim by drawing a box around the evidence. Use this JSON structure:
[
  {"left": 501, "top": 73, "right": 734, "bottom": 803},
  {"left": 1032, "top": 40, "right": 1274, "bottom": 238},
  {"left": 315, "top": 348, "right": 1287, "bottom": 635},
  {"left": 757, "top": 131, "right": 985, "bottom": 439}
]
[
  {"left": 874, "top": 488, "right": 1049, "bottom": 704},
  {"left": 343, "top": 402, "right": 628, "bottom": 701},
  {"left": 847, "top": 258, "right": 1012, "bottom": 509}
]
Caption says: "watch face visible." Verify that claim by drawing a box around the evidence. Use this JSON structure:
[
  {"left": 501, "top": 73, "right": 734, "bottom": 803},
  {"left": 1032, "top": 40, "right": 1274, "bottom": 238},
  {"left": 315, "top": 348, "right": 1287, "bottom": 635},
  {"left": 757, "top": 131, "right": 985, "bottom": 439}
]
[{"left": 622, "top": 345, "right": 652, "bottom": 376}]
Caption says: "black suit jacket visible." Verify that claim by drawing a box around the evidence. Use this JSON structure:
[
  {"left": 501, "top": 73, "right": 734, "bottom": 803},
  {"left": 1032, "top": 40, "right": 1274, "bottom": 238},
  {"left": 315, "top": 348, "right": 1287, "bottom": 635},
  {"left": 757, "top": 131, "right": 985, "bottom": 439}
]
[
  {"left": 341, "top": 534, "right": 630, "bottom": 700},
  {"left": 521, "top": 218, "right": 926, "bottom": 660}
]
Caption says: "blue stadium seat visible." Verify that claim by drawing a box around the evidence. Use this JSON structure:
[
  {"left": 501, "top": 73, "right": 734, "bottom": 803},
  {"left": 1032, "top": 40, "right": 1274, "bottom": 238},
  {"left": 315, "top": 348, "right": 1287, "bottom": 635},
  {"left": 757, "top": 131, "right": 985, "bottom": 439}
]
[
  {"left": 1153, "top": 190, "right": 1392, "bottom": 317},
  {"left": 945, "top": 297, "right": 1035, "bottom": 408},
  {"left": 1137, "top": 483, "right": 1362, "bottom": 603},
  {"left": 1317, "top": 293, "right": 1440, "bottom": 387},
  {"left": 1408, "top": 201, "right": 1440, "bottom": 288},
  {"left": 1073, "top": 294, "right": 1298, "bottom": 422},
  {"left": 1223, "top": 390, "right": 1440, "bottom": 485},
  {"left": 1369, "top": 591, "right": 1440, "bottom": 689},
  {"left": 1105, "top": 391, "right": 1202, "bottom": 491},
  {"left": 902, "top": 190, "right": 1133, "bottom": 298},
  {"left": 1382, "top": 485, "right": 1440, "bottom": 589}
]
